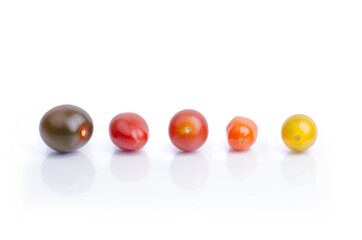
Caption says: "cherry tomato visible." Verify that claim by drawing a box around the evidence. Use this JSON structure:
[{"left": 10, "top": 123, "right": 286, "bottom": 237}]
[
  {"left": 39, "top": 104, "right": 93, "bottom": 153},
  {"left": 281, "top": 114, "right": 317, "bottom": 152},
  {"left": 226, "top": 116, "right": 258, "bottom": 151},
  {"left": 109, "top": 113, "right": 149, "bottom": 151},
  {"left": 168, "top": 109, "right": 208, "bottom": 152}
]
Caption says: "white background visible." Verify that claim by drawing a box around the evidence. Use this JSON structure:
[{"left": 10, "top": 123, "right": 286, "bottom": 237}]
[{"left": 0, "top": 0, "right": 361, "bottom": 239}]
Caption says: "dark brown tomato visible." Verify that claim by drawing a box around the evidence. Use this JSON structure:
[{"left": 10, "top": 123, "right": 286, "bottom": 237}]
[{"left": 39, "top": 104, "right": 93, "bottom": 152}]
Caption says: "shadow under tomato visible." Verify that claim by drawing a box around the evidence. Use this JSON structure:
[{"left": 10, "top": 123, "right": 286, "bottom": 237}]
[
  {"left": 281, "top": 151, "right": 317, "bottom": 185},
  {"left": 110, "top": 150, "right": 150, "bottom": 182},
  {"left": 226, "top": 149, "right": 258, "bottom": 180},
  {"left": 169, "top": 151, "right": 209, "bottom": 190},
  {"left": 41, "top": 152, "right": 95, "bottom": 195}
]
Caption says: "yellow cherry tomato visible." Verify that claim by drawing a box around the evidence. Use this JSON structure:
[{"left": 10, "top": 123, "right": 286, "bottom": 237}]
[{"left": 281, "top": 114, "right": 317, "bottom": 152}]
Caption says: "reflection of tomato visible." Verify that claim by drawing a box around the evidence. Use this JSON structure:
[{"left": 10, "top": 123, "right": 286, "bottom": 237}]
[
  {"left": 109, "top": 113, "right": 149, "bottom": 151},
  {"left": 281, "top": 114, "right": 317, "bottom": 152},
  {"left": 169, "top": 109, "right": 208, "bottom": 152},
  {"left": 226, "top": 116, "right": 258, "bottom": 151}
]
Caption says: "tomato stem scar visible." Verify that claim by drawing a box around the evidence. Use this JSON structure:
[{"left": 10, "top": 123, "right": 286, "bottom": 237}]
[{"left": 185, "top": 126, "right": 191, "bottom": 133}]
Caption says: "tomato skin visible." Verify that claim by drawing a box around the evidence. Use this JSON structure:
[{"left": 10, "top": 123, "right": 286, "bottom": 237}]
[
  {"left": 39, "top": 104, "right": 93, "bottom": 153},
  {"left": 226, "top": 116, "right": 258, "bottom": 151},
  {"left": 109, "top": 113, "right": 149, "bottom": 151},
  {"left": 281, "top": 114, "right": 317, "bottom": 152},
  {"left": 168, "top": 109, "right": 208, "bottom": 152}
]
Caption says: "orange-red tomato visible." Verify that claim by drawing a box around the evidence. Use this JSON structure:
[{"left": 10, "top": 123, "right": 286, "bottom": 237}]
[
  {"left": 226, "top": 116, "right": 258, "bottom": 151},
  {"left": 168, "top": 109, "right": 208, "bottom": 152}
]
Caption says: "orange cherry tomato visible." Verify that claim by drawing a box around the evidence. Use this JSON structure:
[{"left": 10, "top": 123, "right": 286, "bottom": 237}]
[
  {"left": 226, "top": 116, "right": 258, "bottom": 151},
  {"left": 168, "top": 109, "right": 208, "bottom": 152}
]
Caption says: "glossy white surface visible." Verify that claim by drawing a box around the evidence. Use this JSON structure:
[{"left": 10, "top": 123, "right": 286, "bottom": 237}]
[{"left": 1, "top": 0, "right": 361, "bottom": 239}]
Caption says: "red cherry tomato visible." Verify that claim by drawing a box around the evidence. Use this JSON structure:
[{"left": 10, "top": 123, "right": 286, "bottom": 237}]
[
  {"left": 169, "top": 109, "right": 208, "bottom": 152},
  {"left": 226, "top": 116, "right": 258, "bottom": 151},
  {"left": 109, "top": 113, "right": 149, "bottom": 151}
]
